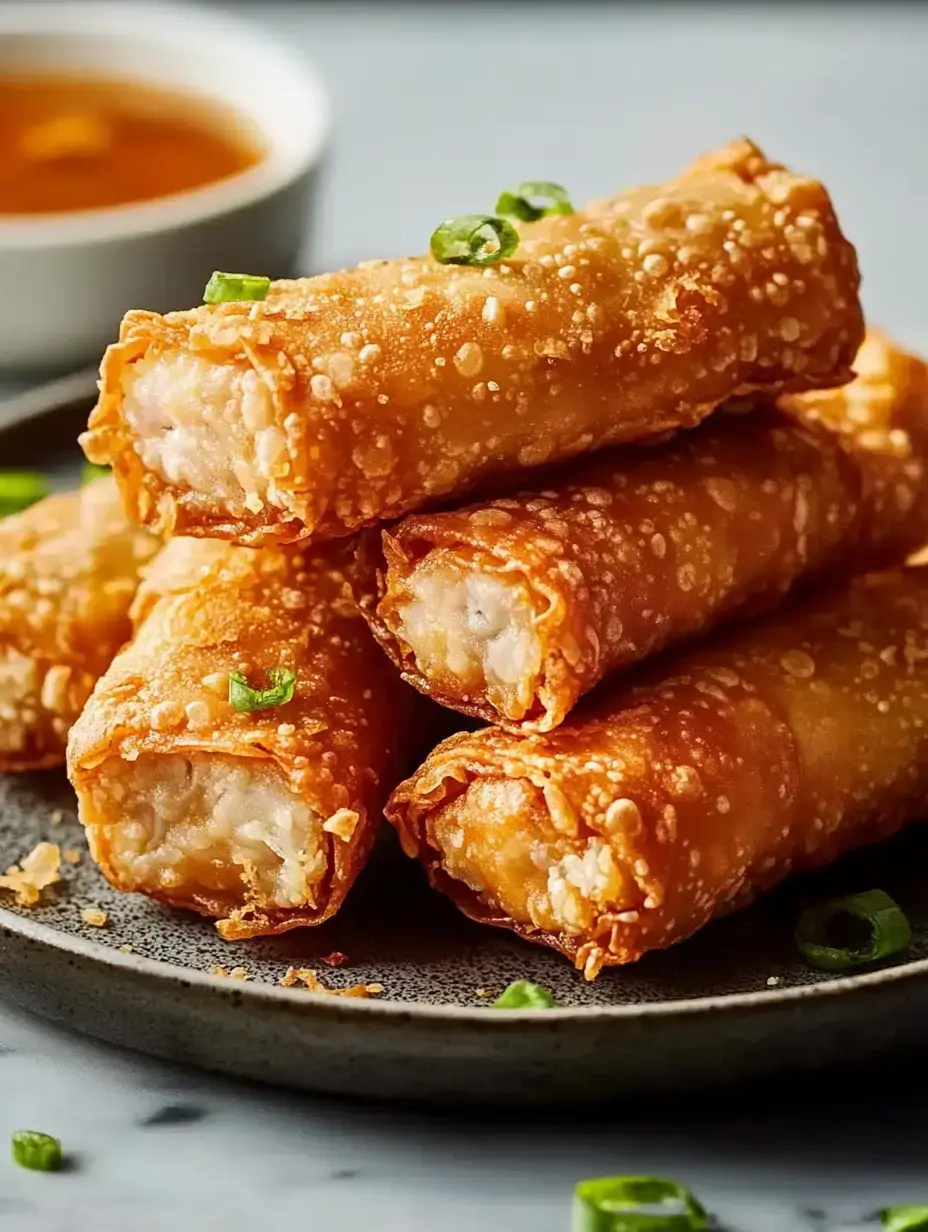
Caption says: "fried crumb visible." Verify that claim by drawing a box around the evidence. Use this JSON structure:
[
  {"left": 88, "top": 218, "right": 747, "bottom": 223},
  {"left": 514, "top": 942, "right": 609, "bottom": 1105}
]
[
  {"left": 81, "top": 906, "right": 108, "bottom": 927},
  {"left": 279, "top": 967, "right": 383, "bottom": 998},
  {"left": 0, "top": 842, "right": 61, "bottom": 906},
  {"left": 62, "top": 848, "right": 81, "bottom": 866},
  {"left": 322, "top": 951, "right": 350, "bottom": 968},
  {"left": 475, "top": 987, "right": 497, "bottom": 999},
  {"left": 209, "top": 966, "right": 250, "bottom": 980},
  {"left": 49, "top": 810, "right": 64, "bottom": 826},
  {"left": 766, "top": 975, "right": 781, "bottom": 987},
  {"left": 119, "top": 944, "right": 134, "bottom": 953}
]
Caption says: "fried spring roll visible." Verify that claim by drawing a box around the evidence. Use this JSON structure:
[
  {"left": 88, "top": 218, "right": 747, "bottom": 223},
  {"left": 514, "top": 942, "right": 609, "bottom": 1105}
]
[
  {"left": 67, "top": 537, "right": 418, "bottom": 937},
  {"left": 0, "top": 479, "right": 159, "bottom": 771},
  {"left": 82, "top": 139, "right": 862, "bottom": 545},
  {"left": 388, "top": 567, "right": 928, "bottom": 978},
  {"left": 360, "top": 332, "right": 928, "bottom": 731}
]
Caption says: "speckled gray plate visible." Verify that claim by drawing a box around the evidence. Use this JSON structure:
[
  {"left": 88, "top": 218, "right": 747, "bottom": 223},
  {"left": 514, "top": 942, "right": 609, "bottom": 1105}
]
[{"left": 3, "top": 379, "right": 928, "bottom": 1105}]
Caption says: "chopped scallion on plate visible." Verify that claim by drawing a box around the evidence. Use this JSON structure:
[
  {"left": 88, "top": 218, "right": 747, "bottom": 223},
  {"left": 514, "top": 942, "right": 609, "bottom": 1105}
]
[
  {"left": 492, "top": 979, "right": 557, "bottom": 1009},
  {"left": 0, "top": 470, "right": 48, "bottom": 519},
  {"left": 203, "top": 271, "right": 271, "bottom": 304},
  {"left": 429, "top": 214, "right": 519, "bottom": 266},
  {"left": 795, "top": 889, "right": 911, "bottom": 971},
  {"left": 882, "top": 1207, "right": 928, "bottom": 1232},
  {"left": 496, "top": 180, "right": 574, "bottom": 222},
  {"left": 572, "top": 1175, "right": 709, "bottom": 1231},
  {"left": 228, "top": 667, "right": 297, "bottom": 713},
  {"left": 11, "top": 1130, "right": 63, "bottom": 1172}
]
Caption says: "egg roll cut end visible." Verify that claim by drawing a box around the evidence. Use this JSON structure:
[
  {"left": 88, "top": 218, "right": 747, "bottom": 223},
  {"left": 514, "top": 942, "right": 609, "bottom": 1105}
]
[
  {"left": 82, "top": 751, "right": 330, "bottom": 921},
  {"left": 394, "top": 557, "right": 545, "bottom": 724},
  {"left": 120, "top": 352, "right": 298, "bottom": 523},
  {"left": 0, "top": 648, "right": 96, "bottom": 771}
]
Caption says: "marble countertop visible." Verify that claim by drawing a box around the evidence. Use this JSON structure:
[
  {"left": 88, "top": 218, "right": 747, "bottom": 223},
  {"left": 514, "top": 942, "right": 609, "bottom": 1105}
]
[{"left": 3, "top": 2, "right": 928, "bottom": 1227}]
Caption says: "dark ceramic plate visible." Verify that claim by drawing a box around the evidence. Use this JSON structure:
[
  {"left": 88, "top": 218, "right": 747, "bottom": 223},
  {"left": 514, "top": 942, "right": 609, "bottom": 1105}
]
[{"left": 2, "top": 377, "right": 928, "bottom": 1106}]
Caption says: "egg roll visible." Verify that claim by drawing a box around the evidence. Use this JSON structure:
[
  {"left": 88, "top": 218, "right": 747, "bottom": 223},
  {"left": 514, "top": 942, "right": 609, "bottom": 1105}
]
[
  {"left": 0, "top": 479, "right": 159, "bottom": 772},
  {"left": 388, "top": 567, "right": 928, "bottom": 979},
  {"left": 67, "top": 537, "right": 418, "bottom": 937},
  {"left": 82, "top": 138, "right": 862, "bottom": 545},
  {"left": 359, "top": 331, "right": 928, "bottom": 731}
]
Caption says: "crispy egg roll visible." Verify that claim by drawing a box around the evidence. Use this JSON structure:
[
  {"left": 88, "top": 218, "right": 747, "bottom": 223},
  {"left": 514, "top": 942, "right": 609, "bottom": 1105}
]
[
  {"left": 360, "top": 331, "right": 928, "bottom": 731},
  {"left": 82, "top": 138, "right": 862, "bottom": 545},
  {"left": 0, "top": 479, "right": 159, "bottom": 772},
  {"left": 388, "top": 567, "right": 928, "bottom": 979},
  {"left": 67, "top": 537, "right": 418, "bottom": 937}
]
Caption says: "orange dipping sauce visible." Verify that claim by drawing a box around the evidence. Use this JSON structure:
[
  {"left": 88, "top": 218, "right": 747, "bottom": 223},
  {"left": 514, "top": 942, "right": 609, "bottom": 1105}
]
[{"left": 0, "top": 75, "right": 264, "bottom": 216}]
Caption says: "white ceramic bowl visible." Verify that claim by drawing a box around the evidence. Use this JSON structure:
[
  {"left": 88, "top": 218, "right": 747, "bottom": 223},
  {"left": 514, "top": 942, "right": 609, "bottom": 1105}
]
[{"left": 0, "top": 2, "right": 330, "bottom": 370}]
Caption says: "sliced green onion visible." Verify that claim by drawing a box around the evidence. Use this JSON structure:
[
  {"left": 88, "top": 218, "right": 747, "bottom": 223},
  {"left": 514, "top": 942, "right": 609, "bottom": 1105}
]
[
  {"left": 496, "top": 180, "right": 574, "bottom": 222},
  {"left": 0, "top": 470, "right": 48, "bottom": 518},
  {"left": 81, "top": 462, "right": 110, "bottom": 485},
  {"left": 203, "top": 271, "right": 271, "bottom": 304},
  {"left": 492, "top": 979, "right": 557, "bottom": 1009},
  {"left": 429, "top": 214, "right": 519, "bottom": 266},
  {"left": 228, "top": 667, "right": 296, "bottom": 713},
  {"left": 572, "top": 1176, "right": 709, "bottom": 1232},
  {"left": 795, "top": 889, "right": 911, "bottom": 971},
  {"left": 883, "top": 1207, "right": 928, "bottom": 1232},
  {"left": 11, "top": 1130, "right": 63, "bottom": 1172}
]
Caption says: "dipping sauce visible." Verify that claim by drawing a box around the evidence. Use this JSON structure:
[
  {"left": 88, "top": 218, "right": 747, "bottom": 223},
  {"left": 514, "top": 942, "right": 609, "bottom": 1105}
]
[{"left": 0, "top": 75, "right": 264, "bottom": 215}]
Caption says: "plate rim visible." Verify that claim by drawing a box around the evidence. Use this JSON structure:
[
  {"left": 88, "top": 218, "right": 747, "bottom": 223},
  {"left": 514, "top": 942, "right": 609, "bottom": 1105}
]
[{"left": 3, "top": 900, "right": 925, "bottom": 1024}]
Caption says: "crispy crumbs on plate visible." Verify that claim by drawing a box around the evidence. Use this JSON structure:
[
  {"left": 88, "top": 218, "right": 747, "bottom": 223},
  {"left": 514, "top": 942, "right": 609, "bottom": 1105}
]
[
  {"left": 119, "top": 944, "right": 134, "bottom": 953},
  {"left": 475, "top": 988, "right": 497, "bottom": 999},
  {"left": 279, "top": 967, "right": 383, "bottom": 997},
  {"left": 0, "top": 842, "right": 61, "bottom": 906},
  {"left": 62, "top": 849, "right": 81, "bottom": 865},
  {"left": 81, "top": 906, "right": 108, "bottom": 927},
  {"left": 766, "top": 975, "right": 781, "bottom": 987},
  {"left": 49, "top": 810, "right": 64, "bottom": 826},
  {"left": 209, "top": 966, "right": 249, "bottom": 980},
  {"left": 322, "top": 951, "right": 350, "bottom": 968}
]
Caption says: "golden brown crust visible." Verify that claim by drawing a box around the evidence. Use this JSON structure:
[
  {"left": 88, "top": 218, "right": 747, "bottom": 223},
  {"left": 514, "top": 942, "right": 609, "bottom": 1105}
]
[
  {"left": 83, "top": 138, "right": 862, "bottom": 544},
  {"left": 0, "top": 480, "right": 159, "bottom": 771},
  {"left": 358, "top": 332, "right": 928, "bottom": 730},
  {"left": 387, "top": 567, "right": 928, "bottom": 977},
  {"left": 67, "top": 538, "right": 420, "bottom": 935}
]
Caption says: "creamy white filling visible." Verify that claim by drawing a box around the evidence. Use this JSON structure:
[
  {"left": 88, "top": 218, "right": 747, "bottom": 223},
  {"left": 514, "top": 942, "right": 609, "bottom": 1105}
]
[
  {"left": 90, "top": 752, "right": 326, "bottom": 909},
  {"left": 122, "top": 354, "right": 290, "bottom": 513},
  {"left": 0, "top": 647, "right": 39, "bottom": 753},
  {"left": 397, "top": 568, "right": 543, "bottom": 718}
]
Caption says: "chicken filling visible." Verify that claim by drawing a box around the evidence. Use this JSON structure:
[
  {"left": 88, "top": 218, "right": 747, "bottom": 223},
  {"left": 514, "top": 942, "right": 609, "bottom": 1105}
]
[
  {"left": 395, "top": 563, "right": 544, "bottom": 721},
  {"left": 122, "top": 353, "right": 293, "bottom": 516},
  {"left": 428, "top": 775, "right": 632, "bottom": 935},
  {"left": 86, "top": 752, "right": 327, "bottom": 911}
]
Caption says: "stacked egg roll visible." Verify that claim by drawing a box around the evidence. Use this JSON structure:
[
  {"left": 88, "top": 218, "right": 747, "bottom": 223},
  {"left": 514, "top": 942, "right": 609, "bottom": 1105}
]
[
  {"left": 387, "top": 567, "right": 928, "bottom": 978},
  {"left": 0, "top": 479, "right": 159, "bottom": 771},
  {"left": 358, "top": 332, "right": 928, "bottom": 730},
  {"left": 67, "top": 537, "right": 419, "bottom": 937},
  {"left": 82, "top": 138, "right": 862, "bottom": 545}
]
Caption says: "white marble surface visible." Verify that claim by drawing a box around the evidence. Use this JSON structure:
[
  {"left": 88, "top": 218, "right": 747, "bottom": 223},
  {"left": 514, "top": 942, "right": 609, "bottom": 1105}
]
[{"left": 3, "top": 2, "right": 928, "bottom": 1227}]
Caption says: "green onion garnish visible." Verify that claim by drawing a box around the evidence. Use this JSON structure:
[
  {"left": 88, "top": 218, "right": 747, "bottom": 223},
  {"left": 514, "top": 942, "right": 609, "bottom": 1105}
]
[
  {"left": 81, "top": 462, "right": 110, "bottom": 485},
  {"left": 11, "top": 1130, "right": 63, "bottom": 1172},
  {"left": 883, "top": 1207, "right": 928, "bottom": 1232},
  {"left": 492, "top": 979, "right": 557, "bottom": 1009},
  {"left": 496, "top": 180, "right": 574, "bottom": 222},
  {"left": 795, "top": 889, "right": 911, "bottom": 971},
  {"left": 572, "top": 1176, "right": 709, "bottom": 1231},
  {"left": 0, "top": 470, "right": 48, "bottom": 518},
  {"left": 228, "top": 667, "right": 296, "bottom": 713},
  {"left": 203, "top": 272, "right": 271, "bottom": 304},
  {"left": 429, "top": 214, "right": 519, "bottom": 266}
]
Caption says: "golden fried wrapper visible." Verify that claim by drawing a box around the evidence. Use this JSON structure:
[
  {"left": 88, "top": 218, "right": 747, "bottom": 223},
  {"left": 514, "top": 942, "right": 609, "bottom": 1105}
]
[
  {"left": 359, "top": 331, "right": 928, "bottom": 730},
  {"left": 67, "top": 537, "right": 420, "bottom": 937},
  {"left": 0, "top": 479, "right": 159, "bottom": 771},
  {"left": 82, "top": 139, "right": 861, "bottom": 545},
  {"left": 387, "top": 567, "right": 928, "bottom": 979}
]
